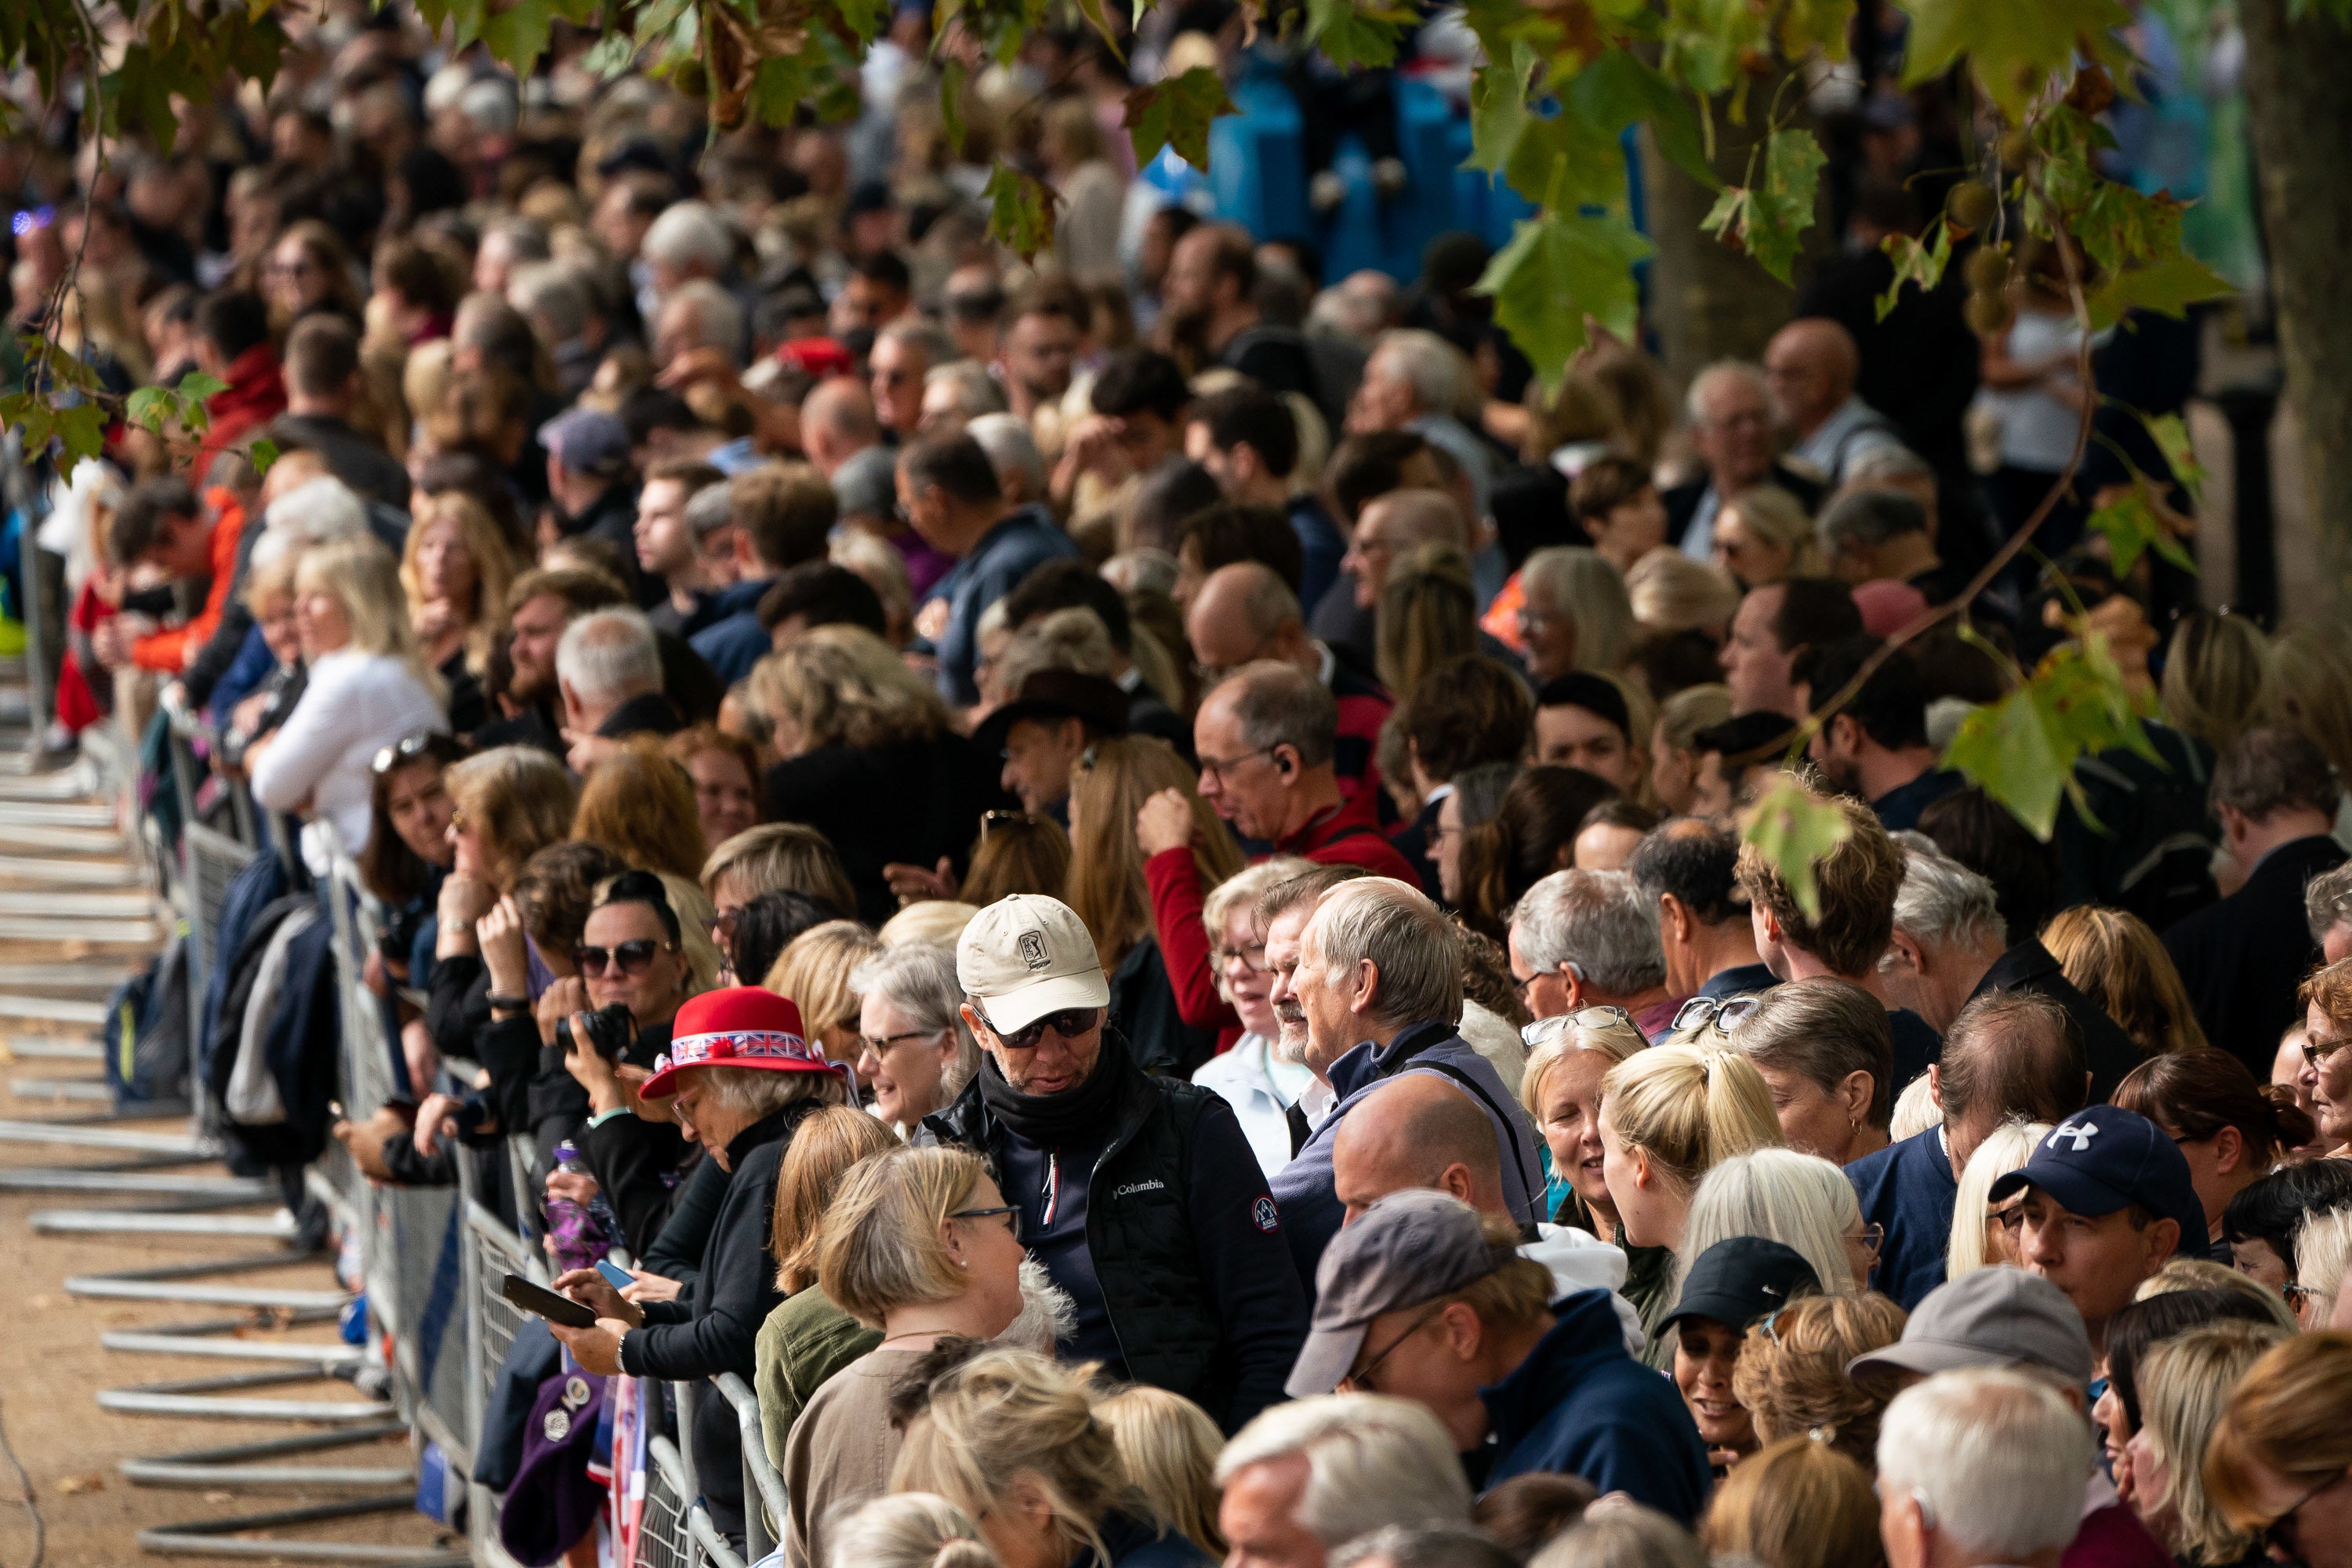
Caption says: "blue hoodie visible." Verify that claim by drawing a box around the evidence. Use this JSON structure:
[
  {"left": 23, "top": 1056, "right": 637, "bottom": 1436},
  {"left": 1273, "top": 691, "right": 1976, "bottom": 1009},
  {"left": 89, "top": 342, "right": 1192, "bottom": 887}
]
[
  {"left": 689, "top": 575, "right": 780, "bottom": 688},
  {"left": 1480, "top": 1289, "right": 1713, "bottom": 1524}
]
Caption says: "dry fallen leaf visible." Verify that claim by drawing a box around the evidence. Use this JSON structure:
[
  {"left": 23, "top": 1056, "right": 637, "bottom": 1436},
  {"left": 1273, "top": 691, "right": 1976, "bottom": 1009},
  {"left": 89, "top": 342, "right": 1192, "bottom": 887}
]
[{"left": 56, "top": 1473, "right": 104, "bottom": 1495}]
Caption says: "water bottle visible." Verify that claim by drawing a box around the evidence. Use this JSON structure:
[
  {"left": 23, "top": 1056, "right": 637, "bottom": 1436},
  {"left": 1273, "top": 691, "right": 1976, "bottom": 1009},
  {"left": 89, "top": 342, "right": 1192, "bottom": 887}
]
[{"left": 545, "top": 1141, "right": 601, "bottom": 1274}]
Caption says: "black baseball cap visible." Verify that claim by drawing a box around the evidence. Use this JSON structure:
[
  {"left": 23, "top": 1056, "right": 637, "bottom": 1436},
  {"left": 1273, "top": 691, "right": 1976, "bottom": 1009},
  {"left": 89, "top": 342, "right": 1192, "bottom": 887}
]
[
  {"left": 1989, "top": 1105, "right": 2208, "bottom": 1253},
  {"left": 1659, "top": 1237, "right": 1820, "bottom": 1334}
]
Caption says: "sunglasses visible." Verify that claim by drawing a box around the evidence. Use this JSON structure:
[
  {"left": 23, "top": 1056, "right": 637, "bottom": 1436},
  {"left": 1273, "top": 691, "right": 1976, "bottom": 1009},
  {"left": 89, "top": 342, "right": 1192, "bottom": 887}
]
[
  {"left": 576, "top": 938, "right": 671, "bottom": 977},
  {"left": 971, "top": 1006, "right": 1099, "bottom": 1053},
  {"left": 1671, "top": 994, "right": 1765, "bottom": 1033},
  {"left": 373, "top": 732, "right": 445, "bottom": 774},
  {"left": 949, "top": 1203, "right": 1022, "bottom": 1242},
  {"left": 2265, "top": 1468, "right": 2347, "bottom": 1561}
]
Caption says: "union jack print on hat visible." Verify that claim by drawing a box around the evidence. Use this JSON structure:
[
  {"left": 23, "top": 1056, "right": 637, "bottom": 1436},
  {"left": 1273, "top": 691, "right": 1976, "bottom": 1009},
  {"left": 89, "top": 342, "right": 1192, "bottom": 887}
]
[{"left": 637, "top": 986, "right": 844, "bottom": 1100}]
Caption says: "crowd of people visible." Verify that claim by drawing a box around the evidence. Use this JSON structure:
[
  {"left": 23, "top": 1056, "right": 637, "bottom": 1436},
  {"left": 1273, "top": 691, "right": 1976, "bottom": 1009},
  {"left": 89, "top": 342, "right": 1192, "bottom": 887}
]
[{"left": 8, "top": 3, "right": 2347, "bottom": 1568}]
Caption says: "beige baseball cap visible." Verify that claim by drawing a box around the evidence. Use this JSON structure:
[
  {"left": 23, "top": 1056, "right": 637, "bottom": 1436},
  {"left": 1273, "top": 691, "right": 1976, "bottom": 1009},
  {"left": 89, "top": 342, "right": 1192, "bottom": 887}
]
[{"left": 955, "top": 895, "right": 1111, "bottom": 1035}]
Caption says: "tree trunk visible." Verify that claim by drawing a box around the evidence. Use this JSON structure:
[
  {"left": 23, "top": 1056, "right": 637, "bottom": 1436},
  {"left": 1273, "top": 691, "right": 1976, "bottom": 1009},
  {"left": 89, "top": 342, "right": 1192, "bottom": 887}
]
[
  {"left": 1639, "top": 80, "right": 1809, "bottom": 388},
  {"left": 2238, "top": 0, "right": 2352, "bottom": 612}
]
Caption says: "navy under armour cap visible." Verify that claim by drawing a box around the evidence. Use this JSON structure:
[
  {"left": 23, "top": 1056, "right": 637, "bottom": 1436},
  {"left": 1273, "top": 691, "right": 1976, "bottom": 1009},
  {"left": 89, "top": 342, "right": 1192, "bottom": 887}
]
[{"left": 1989, "top": 1105, "right": 2206, "bottom": 1249}]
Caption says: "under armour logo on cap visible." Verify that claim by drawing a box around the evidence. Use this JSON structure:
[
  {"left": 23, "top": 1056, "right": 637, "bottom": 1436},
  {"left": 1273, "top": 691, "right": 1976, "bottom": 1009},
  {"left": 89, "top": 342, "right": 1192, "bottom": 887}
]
[{"left": 2049, "top": 1121, "right": 2100, "bottom": 1152}]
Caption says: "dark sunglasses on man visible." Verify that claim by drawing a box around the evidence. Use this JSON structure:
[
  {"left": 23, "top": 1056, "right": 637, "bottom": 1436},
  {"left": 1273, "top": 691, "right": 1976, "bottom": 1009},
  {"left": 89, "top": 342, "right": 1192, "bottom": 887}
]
[
  {"left": 971, "top": 1005, "right": 1100, "bottom": 1053},
  {"left": 576, "top": 938, "right": 673, "bottom": 977}
]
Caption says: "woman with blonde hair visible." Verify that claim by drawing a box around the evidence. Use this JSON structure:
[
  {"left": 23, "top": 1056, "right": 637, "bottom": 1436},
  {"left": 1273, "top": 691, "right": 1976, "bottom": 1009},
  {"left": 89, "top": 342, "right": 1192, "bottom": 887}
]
[
  {"left": 1947, "top": 1119, "right": 2052, "bottom": 1278},
  {"left": 2129, "top": 1320, "right": 2293, "bottom": 1566},
  {"left": 1626, "top": 552, "right": 1742, "bottom": 640},
  {"left": 1730, "top": 1291, "right": 1909, "bottom": 1471},
  {"left": 828, "top": 1494, "right": 1001, "bottom": 1568},
  {"left": 401, "top": 488, "right": 517, "bottom": 727},
  {"left": 881, "top": 902, "right": 982, "bottom": 947},
  {"left": 264, "top": 217, "right": 365, "bottom": 329},
  {"left": 961, "top": 812, "right": 1073, "bottom": 906},
  {"left": 1077, "top": 736, "right": 1243, "bottom": 1076},
  {"left": 1376, "top": 544, "right": 1479, "bottom": 706},
  {"left": 756, "top": 1105, "right": 901, "bottom": 1468},
  {"left": 891, "top": 1347, "right": 1213, "bottom": 1568},
  {"left": 573, "top": 734, "right": 706, "bottom": 880},
  {"left": 1675, "top": 1148, "right": 1871, "bottom": 1301},
  {"left": 703, "top": 823, "right": 858, "bottom": 937},
  {"left": 2040, "top": 905, "right": 2208, "bottom": 1055},
  {"left": 1646, "top": 684, "right": 1733, "bottom": 816},
  {"left": 1712, "top": 485, "right": 1821, "bottom": 588},
  {"left": 1187, "top": 857, "right": 1319, "bottom": 1178},
  {"left": 250, "top": 535, "right": 447, "bottom": 860},
  {"left": 1599, "top": 1044, "right": 1783, "bottom": 1364},
  {"left": 1519, "top": 546, "right": 1636, "bottom": 680},
  {"left": 2161, "top": 610, "right": 2278, "bottom": 760},
  {"left": 1700, "top": 1436, "right": 1882, "bottom": 1568},
  {"left": 1094, "top": 1385, "right": 1226, "bottom": 1559},
  {"left": 1519, "top": 1011, "right": 1649, "bottom": 1239},
  {"left": 753, "top": 626, "right": 1007, "bottom": 923},
  {"left": 766, "top": 919, "right": 887, "bottom": 1064},
  {"left": 2202, "top": 1332, "right": 2352, "bottom": 1565},
  {"left": 787, "top": 1145, "right": 1033, "bottom": 1568}
]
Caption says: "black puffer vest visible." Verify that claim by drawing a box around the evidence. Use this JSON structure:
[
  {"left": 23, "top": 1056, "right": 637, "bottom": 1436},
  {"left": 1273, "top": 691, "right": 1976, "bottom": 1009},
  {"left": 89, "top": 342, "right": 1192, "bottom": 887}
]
[{"left": 924, "top": 1042, "right": 1229, "bottom": 1415}]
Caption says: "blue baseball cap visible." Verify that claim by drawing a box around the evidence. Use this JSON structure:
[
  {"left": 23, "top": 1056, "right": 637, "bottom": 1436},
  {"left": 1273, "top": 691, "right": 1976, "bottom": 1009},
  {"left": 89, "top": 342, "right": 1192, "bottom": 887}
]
[
  {"left": 538, "top": 407, "right": 632, "bottom": 480},
  {"left": 1989, "top": 1105, "right": 2207, "bottom": 1249}
]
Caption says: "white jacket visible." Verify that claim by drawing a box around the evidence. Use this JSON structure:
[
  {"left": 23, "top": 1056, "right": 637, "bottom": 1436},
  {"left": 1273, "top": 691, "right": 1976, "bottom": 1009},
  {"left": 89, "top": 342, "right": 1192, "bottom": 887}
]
[
  {"left": 1521, "top": 1221, "right": 1646, "bottom": 1356},
  {"left": 1191, "top": 1033, "right": 1305, "bottom": 1179}
]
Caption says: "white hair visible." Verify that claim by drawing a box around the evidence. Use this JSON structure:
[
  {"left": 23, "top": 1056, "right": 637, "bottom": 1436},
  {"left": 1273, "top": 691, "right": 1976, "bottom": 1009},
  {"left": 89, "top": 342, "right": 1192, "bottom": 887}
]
[
  {"left": 1510, "top": 869, "right": 1664, "bottom": 998},
  {"left": 1308, "top": 879, "right": 1462, "bottom": 1031},
  {"left": 1876, "top": 1369, "right": 2093, "bottom": 1559},
  {"left": 828, "top": 1494, "right": 990, "bottom": 1568},
  {"left": 926, "top": 361, "right": 1008, "bottom": 421},
  {"left": 1675, "top": 1147, "right": 1861, "bottom": 1301},
  {"left": 643, "top": 200, "right": 734, "bottom": 277},
  {"left": 1684, "top": 360, "right": 1770, "bottom": 426},
  {"left": 254, "top": 476, "right": 367, "bottom": 571},
  {"left": 1948, "top": 1118, "right": 2052, "bottom": 1279},
  {"left": 509, "top": 260, "right": 592, "bottom": 343},
  {"left": 1214, "top": 1394, "right": 1471, "bottom": 1545},
  {"left": 554, "top": 607, "right": 662, "bottom": 707},
  {"left": 1518, "top": 547, "right": 1635, "bottom": 673},
  {"left": 964, "top": 412, "right": 1045, "bottom": 500},
  {"left": 1889, "top": 1073, "right": 1940, "bottom": 1142},
  {"left": 1888, "top": 846, "right": 2007, "bottom": 955},
  {"left": 664, "top": 279, "right": 744, "bottom": 358},
  {"left": 458, "top": 78, "right": 518, "bottom": 136},
  {"left": 849, "top": 942, "right": 980, "bottom": 1099},
  {"left": 1370, "top": 328, "right": 1479, "bottom": 421}
]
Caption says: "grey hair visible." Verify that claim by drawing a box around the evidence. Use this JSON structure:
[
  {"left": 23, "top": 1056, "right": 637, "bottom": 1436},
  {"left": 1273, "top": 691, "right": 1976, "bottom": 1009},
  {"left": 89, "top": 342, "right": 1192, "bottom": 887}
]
[
  {"left": 1843, "top": 444, "right": 1937, "bottom": 486},
  {"left": 879, "top": 318, "right": 958, "bottom": 366},
  {"left": 1508, "top": 869, "right": 1664, "bottom": 997},
  {"left": 1875, "top": 1370, "right": 2093, "bottom": 1559},
  {"left": 827, "top": 1494, "right": 994, "bottom": 1568},
  {"left": 1730, "top": 975, "right": 1893, "bottom": 1127},
  {"left": 964, "top": 412, "right": 1043, "bottom": 497},
  {"left": 1331, "top": 1526, "right": 1519, "bottom": 1568},
  {"left": 554, "top": 607, "right": 662, "bottom": 707},
  {"left": 644, "top": 200, "right": 734, "bottom": 275},
  {"left": 1213, "top": 1394, "right": 1472, "bottom": 1544},
  {"left": 1684, "top": 360, "right": 1769, "bottom": 426},
  {"left": 699, "top": 1062, "right": 848, "bottom": 1117},
  {"left": 686, "top": 480, "right": 735, "bottom": 538},
  {"left": 484, "top": 216, "right": 552, "bottom": 264},
  {"left": 1371, "top": 328, "right": 1479, "bottom": 421},
  {"left": 509, "top": 260, "right": 591, "bottom": 343},
  {"left": 1308, "top": 878, "right": 1463, "bottom": 1030},
  {"left": 850, "top": 941, "right": 981, "bottom": 1099},
  {"left": 1212, "top": 661, "right": 1338, "bottom": 768},
  {"left": 1817, "top": 487, "right": 1930, "bottom": 553},
  {"left": 1675, "top": 1146, "right": 1863, "bottom": 1301},
  {"left": 929, "top": 362, "right": 1010, "bottom": 421},
  {"left": 261, "top": 474, "right": 366, "bottom": 550},
  {"left": 1888, "top": 846, "right": 2007, "bottom": 953},
  {"left": 1518, "top": 548, "right": 1635, "bottom": 673},
  {"left": 666, "top": 279, "right": 744, "bottom": 358},
  {"left": 2308, "top": 861, "right": 2352, "bottom": 946},
  {"left": 1526, "top": 1506, "right": 1707, "bottom": 1568}
]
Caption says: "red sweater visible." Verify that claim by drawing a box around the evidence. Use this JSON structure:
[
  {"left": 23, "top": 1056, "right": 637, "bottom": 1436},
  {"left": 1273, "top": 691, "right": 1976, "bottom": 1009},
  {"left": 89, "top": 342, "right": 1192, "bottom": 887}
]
[
  {"left": 132, "top": 489, "right": 248, "bottom": 673},
  {"left": 1273, "top": 787, "right": 1423, "bottom": 884},
  {"left": 1146, "top": 848, "right": 1243, "bottom": 1054}
]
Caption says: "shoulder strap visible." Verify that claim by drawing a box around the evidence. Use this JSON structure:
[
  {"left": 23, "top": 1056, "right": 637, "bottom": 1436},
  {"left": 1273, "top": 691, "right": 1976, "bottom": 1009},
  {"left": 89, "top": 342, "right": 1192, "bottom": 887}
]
[{"left": 1415, "top": 1058, "right": 1537, "bottom": 1204}]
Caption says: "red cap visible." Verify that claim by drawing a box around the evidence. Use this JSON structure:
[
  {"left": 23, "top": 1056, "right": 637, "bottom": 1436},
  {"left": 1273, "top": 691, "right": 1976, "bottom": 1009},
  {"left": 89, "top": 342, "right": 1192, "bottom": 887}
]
[
  {"left": 1852, "top": 578, "right": 1931, "bottom": 638},
  {"left": 637, "top": 986, "right": 840, "bottom": 1100},
  {"left": 775, "top": 339, "right": 855, "bottom": 379}
]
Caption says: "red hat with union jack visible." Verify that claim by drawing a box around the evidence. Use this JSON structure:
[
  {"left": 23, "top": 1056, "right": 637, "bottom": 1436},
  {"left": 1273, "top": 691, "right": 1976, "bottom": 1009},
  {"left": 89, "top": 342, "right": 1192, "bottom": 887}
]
[{"left": 637, "top": 986, "right": 842, "bottom": 1100}]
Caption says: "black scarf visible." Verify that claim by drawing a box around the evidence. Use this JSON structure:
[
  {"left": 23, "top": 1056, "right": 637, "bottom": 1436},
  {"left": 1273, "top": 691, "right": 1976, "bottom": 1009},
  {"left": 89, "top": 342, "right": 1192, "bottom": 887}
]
[{"left": 976, "top": 1026, "right": 1129, "bottom": 1145}]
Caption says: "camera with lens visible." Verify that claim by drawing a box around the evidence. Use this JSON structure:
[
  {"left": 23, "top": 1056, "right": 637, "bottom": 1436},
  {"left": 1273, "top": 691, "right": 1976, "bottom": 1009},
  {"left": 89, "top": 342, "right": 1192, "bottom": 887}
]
[{"left": 555, "top": 1002, "right": 637, "bottom": 1062}]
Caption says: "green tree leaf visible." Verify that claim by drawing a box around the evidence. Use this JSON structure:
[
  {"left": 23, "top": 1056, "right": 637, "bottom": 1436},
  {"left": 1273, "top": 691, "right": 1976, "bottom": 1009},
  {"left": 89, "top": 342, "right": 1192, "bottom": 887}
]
[
  {"left": 2085, "top": 254, "right": 2234, "bottom": 332},
  {"left": 2085, "top": 484, "right": 2196, "bottom": 576},
  {"left": 249, "top": 437, "right": 280, "bottom": 476},
  {"left": 126, "top": 387, "right": 173, "bottom": 433},
  {"left": 1124, "top": 67, "right": 1236, "bottom": 172},
  {"left": 1306, "top": 0, "right": 1407, "bottom": 70},
  {"left": 1558, "top": 49, "right": 1715, "bottom": 191},
  {"left": 2136, "top": 409, "right": 2207, "bottom": 501},
  {"left": 1742, "top": 779, "right": 1854, "bottom": 921},
  {"left": 1701, "top": 128, "right": 1824, "bottom": 282},
  {"left": 1896, "top": 0, "right": 2132, "bottom": 125},
  {"left": 1476, "top": 210, "right": 1654, "bottom": 393},
  {"left": 1877, "top": 219, "right": 1951, "bottom": 321},
  {"left": 1468, "top": 45, "right": 1538, "bottom": 175},
  {"left": 1944, "top": 638, "right": 2159, "bottom": 839},
  {"left": 983, "top": 166, "right": 1060, "bottom": 263}
]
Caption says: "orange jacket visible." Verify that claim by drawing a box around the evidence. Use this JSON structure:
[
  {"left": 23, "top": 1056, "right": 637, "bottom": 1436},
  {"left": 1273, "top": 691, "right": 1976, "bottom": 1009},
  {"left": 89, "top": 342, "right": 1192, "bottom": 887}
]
[{"left": 132, "top": 488, "right": 249, "bottom": 674}]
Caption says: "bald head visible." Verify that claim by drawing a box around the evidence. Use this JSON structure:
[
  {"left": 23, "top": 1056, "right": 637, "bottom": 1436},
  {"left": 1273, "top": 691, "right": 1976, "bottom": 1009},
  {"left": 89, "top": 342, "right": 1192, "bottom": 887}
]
[
  {"left": 1361, "top": 488, "right": 1471, "bottom": 554},
  {"left": 801, "top": 378, "right": 881, "bottom": 474},
  {"left": 1763, "top": 318, "right": 1860, "bottom": 437},
  {"left": 1332, "top": 1073, "right": 1505, "bottom": 1223},
  {"left": 1189, "top": 561, "right": 1310, "bottom": 677}
]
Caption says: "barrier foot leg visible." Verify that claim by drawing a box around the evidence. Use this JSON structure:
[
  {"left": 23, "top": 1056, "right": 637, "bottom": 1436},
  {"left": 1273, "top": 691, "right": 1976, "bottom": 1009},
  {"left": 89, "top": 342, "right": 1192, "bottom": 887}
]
[{"left": 135, "top": 1494, "right": 469, "bottom": 1563}]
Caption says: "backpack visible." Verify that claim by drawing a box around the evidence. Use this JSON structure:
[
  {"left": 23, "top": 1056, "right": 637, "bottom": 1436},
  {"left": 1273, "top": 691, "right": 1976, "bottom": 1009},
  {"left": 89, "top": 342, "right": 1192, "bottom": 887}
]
[{"left": 103, "top": 927, "right": 193, "bottom": 1108}]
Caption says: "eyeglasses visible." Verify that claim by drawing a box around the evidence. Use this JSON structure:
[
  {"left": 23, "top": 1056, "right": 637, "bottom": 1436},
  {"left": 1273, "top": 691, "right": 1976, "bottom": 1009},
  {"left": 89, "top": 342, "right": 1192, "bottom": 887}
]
[
  {"left": 1214, "top": 942, "right": 1269, "bottom": 974},
  {"left": 861, "top": 1027, "right": 946, "bottom": 1057},
  {"left": 2302, "top": 1032, "right": 2350, "bottom": 1068},
  {"left": 576, "top": 938, "right": 670, "bottom": 977},
  {"left": 2264, "top": 1467, "right": 2347, "bottom": 1560},
  {"left": 1342, "top": 1304, "right": 1446, "bottom": 1392},
  {"left": 710, "top": 909, "right": 739, "bottom": 941},
  {"left": 971, "top": 1006, "right": 1099, "bottom": 1054},
  {"left": 1671, "top": 994, "right": 1765, "bottom": 1033},
  {"left": 1510, "top": 961, "right": 1584, "bottom": 1002},
  {"left": 1988, "top": 1199, "right": 2027, "bottom": 1235},
  {"left": 1194, "top": 746, "right": 1277, "bottom": 785},
  {"left": 1520, "top": 1007, "right": 1635, "bottom": 1050},
  {"left": 1847, "top": 1222, "right": 1886, "bottom": 1259},
  {"left": 949, "top": 1203, "right": 1022, "bottom": 1241},
  {"left": 372, "top": 733, "right": 445, "bottom": 774}
]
